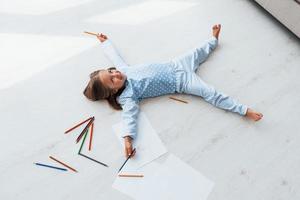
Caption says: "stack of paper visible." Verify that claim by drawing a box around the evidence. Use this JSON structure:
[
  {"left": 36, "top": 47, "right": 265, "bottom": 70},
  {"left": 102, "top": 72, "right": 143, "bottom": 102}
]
[
  {"left": 112, "top": 112, "right": 167, "bottom": 170},
  {"left": 113, "top": 154, "right": 214, "bottom": 200}
]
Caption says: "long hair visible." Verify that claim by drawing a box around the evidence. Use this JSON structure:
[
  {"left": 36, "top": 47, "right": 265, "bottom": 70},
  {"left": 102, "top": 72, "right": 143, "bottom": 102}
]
[{"left": 83, "top": 67, "right": 125, "bottom": 110}]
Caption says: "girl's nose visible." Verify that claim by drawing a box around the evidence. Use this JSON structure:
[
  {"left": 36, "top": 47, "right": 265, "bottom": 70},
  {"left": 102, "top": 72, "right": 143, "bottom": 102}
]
[{"left": 113, "top": 72, "right": 122, "bottom": 79}]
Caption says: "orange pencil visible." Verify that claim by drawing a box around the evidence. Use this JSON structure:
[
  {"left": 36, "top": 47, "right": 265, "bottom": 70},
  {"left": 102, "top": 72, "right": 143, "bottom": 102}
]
[
  {"left": 49, "top": 156, "right": 78, "bottom": 173},
  {"left": 169, "top": 96, "right": 188, "bottom": 104},
  {"left": 118, "top": 174, "right": 144, "bottom": 178},
  {"left": 88, "top": 122, "right": 94, "bottom": 151},
  {"left": 65, "top": 117, "right": 93, "bottom": 134}
]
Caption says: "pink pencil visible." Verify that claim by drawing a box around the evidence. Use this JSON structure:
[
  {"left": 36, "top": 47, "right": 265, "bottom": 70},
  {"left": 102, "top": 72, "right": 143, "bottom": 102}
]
[{"left": 88, "top": 122, "right": 94, "bottom": 151}]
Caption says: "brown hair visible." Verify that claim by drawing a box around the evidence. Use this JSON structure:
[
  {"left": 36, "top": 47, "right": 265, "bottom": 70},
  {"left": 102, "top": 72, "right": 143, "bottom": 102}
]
[{"left": 83, "top": 67, "right": 125, "bottom": 110}]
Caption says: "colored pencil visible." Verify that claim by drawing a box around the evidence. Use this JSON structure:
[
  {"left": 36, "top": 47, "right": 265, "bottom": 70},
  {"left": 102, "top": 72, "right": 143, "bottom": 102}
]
[
  {"left": 79, "top": 153, "right": 109, "bottom": 167},
  {"left": 49, "top": 156, "right": 78, "bottom": 173},
  {"left": 64, "top": 116, "right": 93, "bottom": 134},
  {"left": 88, "top": 122, "right": 94, "bottom": 151},
  {"left": 84, "top": 31, "right": 98, "bottom": 36},
  {"left": 118, "top": 174, "right": 144, "bottom": 178},
  {"left": 35, "top": 163, "right": 67, "bottom": 171},
  {"left": 78, "top": 128, "right": 89, "bottom": 154},
  {"left": 76, "top": 117, "right": 94, "bottom": 143},
  {"left": 169, "top": 96, "right": 188, "bottom": 104},
  {"left": 118, "top": 148, "right": 136, "bottom": 172}
]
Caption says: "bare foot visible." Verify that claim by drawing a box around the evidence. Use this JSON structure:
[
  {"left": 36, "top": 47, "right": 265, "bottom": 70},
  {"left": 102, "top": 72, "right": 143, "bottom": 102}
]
[
  {"left": 212, "top": 24, "right": 221, "bottom": 40},
  {"left": 245, "top": 108, "right": 263, "bottom": 121}
]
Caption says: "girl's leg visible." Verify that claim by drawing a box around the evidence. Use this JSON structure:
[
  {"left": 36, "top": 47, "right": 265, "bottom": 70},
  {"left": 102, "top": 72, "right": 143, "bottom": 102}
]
[
  {"left": 185, "top": 74, "right": 248, "bottom": 116},
  {"left": 171, "top": 37, "right": 218, "bottom": 73}
]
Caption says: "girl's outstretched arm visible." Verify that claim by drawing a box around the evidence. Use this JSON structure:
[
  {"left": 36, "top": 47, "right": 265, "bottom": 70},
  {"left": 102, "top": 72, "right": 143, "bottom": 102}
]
[
  {"left": 97, "top": 33, "right": 129, "bottom": 69},
  {"left": 119, "top": 98, "right": 140, "bottom": 157}
]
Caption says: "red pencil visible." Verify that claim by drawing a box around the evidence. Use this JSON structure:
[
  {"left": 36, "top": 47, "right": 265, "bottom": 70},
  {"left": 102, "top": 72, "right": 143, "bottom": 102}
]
[
  {"left": 64, "top": 117, "right": 93, "bottom": 134},
  {"left": 76, "top": 117, "right": 94, "bottom": 143},
  {"left": 49, "top": 156, "right": 78, "bottom": 173},
  {"left": 88, "top": 122, "right": 94, "bottom": 151}
]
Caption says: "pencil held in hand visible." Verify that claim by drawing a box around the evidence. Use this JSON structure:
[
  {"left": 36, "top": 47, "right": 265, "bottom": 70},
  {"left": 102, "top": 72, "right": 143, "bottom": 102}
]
[
  {"left": 84, "top": 31, "right": 98, "bottom": 36},
  {"left": 118, "top": 148, "right": 136, "bottom": 172},
  {"left": 84, "top": 31, "right": 108, "bottom": 43}
]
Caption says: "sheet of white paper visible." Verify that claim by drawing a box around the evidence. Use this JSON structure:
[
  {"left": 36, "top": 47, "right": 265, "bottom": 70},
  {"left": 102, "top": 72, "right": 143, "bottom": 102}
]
[
  {"left": 112, "top": 162, "right": 161, "bottom": 198},
  {"left": 112, "top": 154, "right": 214, "bottom": 200},
  {"left": 112, "top": 112, "right": 167, "bottom": 170},
  {"left": 149, "top": 154, "right": 215, "bottom": 200}
]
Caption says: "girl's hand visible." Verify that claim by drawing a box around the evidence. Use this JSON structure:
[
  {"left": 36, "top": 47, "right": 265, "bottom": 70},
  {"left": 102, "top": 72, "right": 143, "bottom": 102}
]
[
  {"left": 97, "top": 33, "right": 108, "bottom": 42},
  {"left": 124, "top": 136, "right": 135, "bottom": 158}
]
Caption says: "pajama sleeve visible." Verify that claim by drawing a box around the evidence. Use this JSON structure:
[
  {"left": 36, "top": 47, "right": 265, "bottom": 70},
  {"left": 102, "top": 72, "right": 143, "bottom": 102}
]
[
  {"left": 101, "top": 39, "right": 129, "bottom": 69},
  {"left": 119, "top": 98, "right": 140, "bottom": 139}
]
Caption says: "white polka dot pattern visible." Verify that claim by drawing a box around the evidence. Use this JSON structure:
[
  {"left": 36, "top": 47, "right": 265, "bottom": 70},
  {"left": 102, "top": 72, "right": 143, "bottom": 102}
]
[
  {"left": 119, "top": 63, "right": 176, "bottom": 100},
  {"left": 118, "top": 62, "right": 177, "bottom": 139}
]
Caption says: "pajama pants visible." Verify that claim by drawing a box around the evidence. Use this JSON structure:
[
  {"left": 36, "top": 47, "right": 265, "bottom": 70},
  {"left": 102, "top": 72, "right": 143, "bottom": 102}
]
[{"left": 171, "top": 36, "right": 247, "bottom": 116}]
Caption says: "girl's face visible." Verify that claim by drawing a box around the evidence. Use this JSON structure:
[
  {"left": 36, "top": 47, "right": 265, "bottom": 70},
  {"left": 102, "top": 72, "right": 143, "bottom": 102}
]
[{"left": 98, "top": 68, "right": 126, "bottom": 92}]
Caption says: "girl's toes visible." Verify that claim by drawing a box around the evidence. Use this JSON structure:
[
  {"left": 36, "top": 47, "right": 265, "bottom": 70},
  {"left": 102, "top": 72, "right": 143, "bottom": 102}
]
[{"left": 256, "top": 113, "right": 263, "bottom": 121}]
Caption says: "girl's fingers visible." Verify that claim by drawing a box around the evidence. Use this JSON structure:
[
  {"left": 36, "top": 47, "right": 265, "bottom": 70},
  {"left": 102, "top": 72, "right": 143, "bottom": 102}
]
[
  {"left": 124, "top": 147, "right": 135, "bottom": 157},
  {"left": 125, "top": 146, "right": 131, "bottom": 157},
  {"left": 127, "top": 147, "right": 135, "bottom": 157},
  {"left": 131, "top": 150, "right": 136, "bottom": 157},
  {"left": 127, "top": 147, "right": 132, "bottom": 157},
  {"left": 125, "top": 146, "right": 129, "bottom": 155}
]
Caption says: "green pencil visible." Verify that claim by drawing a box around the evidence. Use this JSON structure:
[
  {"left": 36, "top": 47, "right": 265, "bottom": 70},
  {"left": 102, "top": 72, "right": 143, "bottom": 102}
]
[{"left": 78, "top": 128, "right": 88, "bottom": 154}]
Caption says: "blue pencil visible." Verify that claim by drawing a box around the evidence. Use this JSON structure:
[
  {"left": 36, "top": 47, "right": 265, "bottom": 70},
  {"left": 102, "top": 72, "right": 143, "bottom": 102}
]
[{"left": 35, "top": 163, "right": 67, "bottom": 171}]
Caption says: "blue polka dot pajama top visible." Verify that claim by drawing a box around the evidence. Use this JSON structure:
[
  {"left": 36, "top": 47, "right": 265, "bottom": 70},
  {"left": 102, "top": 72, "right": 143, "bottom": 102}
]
[{"left": 101, "top": 37, "right": 248, "bottom": 139}]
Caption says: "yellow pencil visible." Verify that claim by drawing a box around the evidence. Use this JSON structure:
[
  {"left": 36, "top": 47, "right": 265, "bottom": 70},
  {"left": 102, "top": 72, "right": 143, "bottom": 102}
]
[
  {"left": 169, "top": 96, "right": 188, "bottom": 104},
  {"left": 84, "top": 31, "right": 99, "bottom": 36}
]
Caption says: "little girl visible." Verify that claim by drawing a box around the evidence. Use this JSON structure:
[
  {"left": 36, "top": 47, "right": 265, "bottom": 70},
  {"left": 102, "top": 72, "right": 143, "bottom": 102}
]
[{"left": 83, "top": 24, "right": 263, "bottom": 157}]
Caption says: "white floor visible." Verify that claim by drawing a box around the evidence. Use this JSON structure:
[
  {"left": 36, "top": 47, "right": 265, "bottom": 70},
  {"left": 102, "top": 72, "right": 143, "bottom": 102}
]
[{"left": 0, "top": 0, "right": 300, "bottom": 199}]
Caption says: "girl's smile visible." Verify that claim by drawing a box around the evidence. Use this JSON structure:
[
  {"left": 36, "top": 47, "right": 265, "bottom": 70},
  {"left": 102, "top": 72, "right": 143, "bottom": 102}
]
[{"left": 99, "top": 69, "right": 126, "bottom": 91}]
